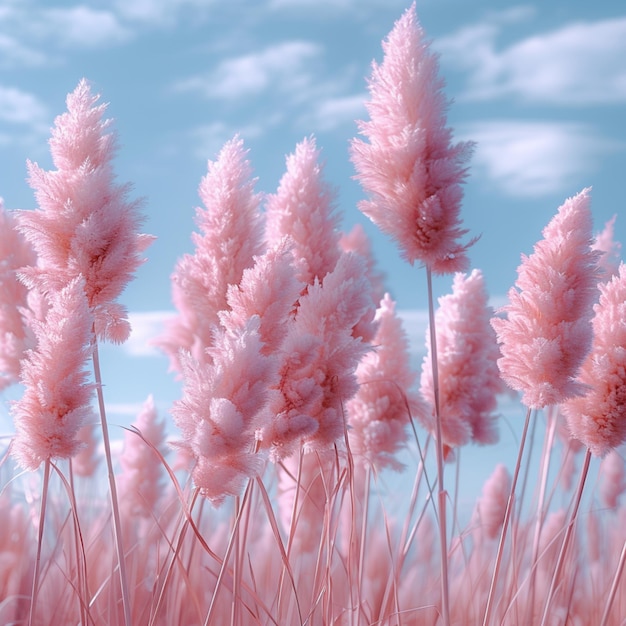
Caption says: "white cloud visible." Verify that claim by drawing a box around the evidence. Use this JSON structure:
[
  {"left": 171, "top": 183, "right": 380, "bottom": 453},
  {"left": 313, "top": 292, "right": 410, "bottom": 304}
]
[
  {"left": 175, "top": 41, "right": 323, "bottom": 101},
  {"left": 0, "top": 33, "right": 47, "bottom": 67},
  {"left": 268, "top": 0, "right": 404, "bottom": 11},
  {"left": 459, "top": 120, "right": 622, "bottom": 197},
  {"left": 125, "top": 310, "right": 175, "bottom": 357},
  {"left": 438, "top": 15, "right": 626, "bottom": 105},
  {"left": 303, "top": 93, "right": 367, "bottom": 132},
  {"left": 114, "top": 0, "right": 212, "bottom": 24},
  {"left": 0, "top": 3, "right": 131, "bottom": 65},
  {"left": 0, "top": 85, "right": 48, "bottom": 126},
  {"left": 190, "top": 119, "right": 275, "bottom": 159},
  {"left": 41, "top": 6, "right": 131, "bottom": 48}
]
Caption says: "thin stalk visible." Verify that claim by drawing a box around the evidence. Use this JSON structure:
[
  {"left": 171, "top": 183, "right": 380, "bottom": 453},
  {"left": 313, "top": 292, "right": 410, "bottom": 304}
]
[
  {"left": 204, "top": 479, "right": 254, "bottom": 626},
  {"left": 526, "top": 408, "right": 558, "bottom": 621},
  {"left": 92, "top": 339, "right": 132, "bottom": 626},
  {"left": 426, "top": 267, "right": 450, "bottom": 626},
  {"left": 28, "top": 460, "right": 51, "bottom": 626},
  {"left": 357, "top": 467, "right": 371, "bottom": 623},
  {"left": 539, "top": 448, "right": 592, "bottom": 626},
  {"left": 482, "top": 406, "right": 533, "bottom": 626},
  {"left": 600, "top": 538, "right": 626, "bottom": 626}
]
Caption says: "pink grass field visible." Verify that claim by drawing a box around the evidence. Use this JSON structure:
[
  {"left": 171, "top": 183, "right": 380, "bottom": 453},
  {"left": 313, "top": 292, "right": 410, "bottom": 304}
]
[{"left": 1, "top": 5, "right": 625, "bottom": 625}]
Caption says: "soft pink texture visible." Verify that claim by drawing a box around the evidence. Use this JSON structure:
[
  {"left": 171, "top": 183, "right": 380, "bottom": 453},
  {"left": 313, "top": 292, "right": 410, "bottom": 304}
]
[
  {"left": 421, "top": 269, "right": 503, "bottom": 449},
  {"left": 71, "top": 423, "right": 100, "bottom": 477},
  {"left": 491, "top": 189, "right": 601, "bottom": 409},
  {"left": 18, "top": 80, "right": 152, "bottom": 344},
  {"left": 0, "top": 202, "right": 36, "bottom": 390},
  {"left": 561, "top": 263, "right": 626, "bottom": 456},
  {"left": 339, "top": 223, "right": 387, "bottom": 305},
  {"left": 118, "top": 395, "right": 167, "bottom": 517},
  {"left": 262, "top": 253, "right": 374, "bottom": 460},
  {"left": 346, "top": 293, "right": 426, "bottom": 469},
  {"left": 159, "top": 136, "right": 264, "bottom": 371},
  {"left": 265, "top": 136, "right": 340, "bottom": 286},
  {"left": 350, "top": 3, "right": 474, "bottom": 273},
  {"left": 171, "top": 316, "right": 276, "bottom": 504},
  {"left": 11, "top": 277, "right": 96, "bottom": 470},
  {"left": 599, "top": 450, "right": 626, "bottom": 509},
  {"left": 219, "top": 239, "right": 303, "bottom": 355},
  {"left": 474, "top": 463, "right": 511, "bottom": 540}
]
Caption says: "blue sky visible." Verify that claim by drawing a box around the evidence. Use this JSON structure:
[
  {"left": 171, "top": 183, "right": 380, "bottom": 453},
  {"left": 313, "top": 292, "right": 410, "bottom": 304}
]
[{"left": 1, "top": 0, "right": 625, "bottom": 501}]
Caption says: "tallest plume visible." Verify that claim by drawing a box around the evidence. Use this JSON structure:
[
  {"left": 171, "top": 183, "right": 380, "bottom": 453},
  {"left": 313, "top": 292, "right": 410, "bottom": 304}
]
[
  {"left": 351, "top": 4, "right": 474, "bottom": 274},
  {"left": 17, "top": 79, "right": 153, "bottom": 343}
]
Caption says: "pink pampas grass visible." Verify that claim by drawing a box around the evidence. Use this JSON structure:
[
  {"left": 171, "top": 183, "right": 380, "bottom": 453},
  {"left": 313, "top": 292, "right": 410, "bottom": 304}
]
[
  {"left": 11, "top": 277, "right": 95, "bottom": 470},
  {"left": 262, "top": 253, "right": 374, "bottom": 460},
  {"left": 474, "top": 464, "right": 511, "bottom": 541},
  {"left": 351, "top": 3, "right": 474, "bottom": 274},
  {"left": 0, "top": 201, "right": 36, "bottom": 390},
  {"left": 171, "top": 316, "right": 276, "bottom": 504},
  {"left": 561, "top": 263, "right": 626, "bottom": 456},
  {"left": 421, "top": 269, "right": 503, "bottom": 450},
  {"left": 159, "top": 135, "right": 264, "bottom": 371},
  {"left": 347, "top": 293, "right": 426, "bottom": 469},
  {"left": 492, "top": 189, "right": 601, "bottom": 409},
  {"left": 265, "top": 136, "right": 340, "bottom": 286},
  {"left": 118, "top": 395, "right": 167, "bottom": 517},
  {"left": 18, "top": 80, "right": 152, "bottom": 344}
]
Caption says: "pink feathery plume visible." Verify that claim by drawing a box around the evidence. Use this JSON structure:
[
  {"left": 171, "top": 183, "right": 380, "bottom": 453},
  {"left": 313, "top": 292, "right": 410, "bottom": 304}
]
[
  {"left": 0, "top": 201, "right": 37, "bottom": 389},
  {"left": 421, "top": 269, "right": 503, "bottom": 450},
  {"left": 159, "top": 136, "right": 264, "bottom": 371},
  {"left": 17, "top": 80, "right": 153, "bottom": 344},
  {"left": 261, "top": 253, "right": 374, "bottom": 461},
  {"left": 71, "top": 423, "right": 100, "bottom": 478},
  {"left": 339, "top": 223, "right": 387, "bottom": 305},
  {"left": 473, "top": 464, "right": 511, "bottom": 541},
  {"left": 350, "top": 3, "right": 475, "bottom": 274},
  {"left": 346, "top": 293, "right": 427, "bottom": 470},
  {"left": 561, "top": 263, "right": 626, "bottom": 456},
  {"left": 171, "top": 316, "right": 277, "bottom": 504},
  {"left": 11, "top": 277, "right": 96, "bottom": 470},
  {"left": 491, "top": 189, "right": 601, "bottom": 409},
  {"left": 219, "top": 239, "right": 303, "bottom": 355},
  {"left": 118, "top": 395, "right": 167, "bottom": 517},
  {"left": 265, "top": 136, "right": 340, "bottom": 286},
  {"left": 599, "top": 450, "right": 626, "bottom": 509},
  {"left": 592, "top": 215, "right": 621, "bottom": 281}
]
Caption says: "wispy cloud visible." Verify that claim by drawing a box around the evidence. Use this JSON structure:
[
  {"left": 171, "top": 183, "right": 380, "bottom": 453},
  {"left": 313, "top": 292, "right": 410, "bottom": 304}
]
[
  {"left": 267, "top": 0, "right": 404, "bottom": 12},
  {"left": 0, "top": 86, "right": 48, "bottom": 126},
  {"left": 0, "top": 2, "right": 131, "bottom": 67},
  {"left": 190, "top": 120, "right": 278, "bottom": 160},
  {"left": 459, "top": 120, "right": 622, "bottom": 197},
  {"left": 0, "top": 85, "right": 49, "bottom": 149},
  {"left": 175, "top": 41, "right": 323, "bottom": 101},
  {"left": 438, "top": 14, "right": 626, "bottom": 105},
  {"left": 0, "top": 33, "right": 48, "bottom": 67},
  {"left": 124, "top": 310, "right": 175, "bottom": 357},
  {"left": 301, "top": 93, "right": 367, "bottom": 132},
  {"left": 113, "top": 0, "right": 212, "bottom": 25},
  {"left": 41, "top": 6, "right": 132, "bottom": 48}
]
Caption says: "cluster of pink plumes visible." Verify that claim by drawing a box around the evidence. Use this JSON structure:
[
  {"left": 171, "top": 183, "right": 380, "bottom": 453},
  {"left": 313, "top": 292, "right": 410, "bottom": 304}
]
[{"left": 1, "top": 4, "right": 625, "bottom": 625}]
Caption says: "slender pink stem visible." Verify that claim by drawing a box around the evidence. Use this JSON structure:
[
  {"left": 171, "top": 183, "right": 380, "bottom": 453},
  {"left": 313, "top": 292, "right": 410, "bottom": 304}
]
[
  {"left": 28, "top": 460, "right": 50, "bottom": 626},
  {"left": 482, "top": 406, "right": 533, "bottom": 626},
  {"left": 526, "top": 407, "right": 558, "bottom": 621},
  {"left": 539, "top": 448, "right": 591, "bottom": 626},
  {"left": 600, "top": 538, "right": 626, "bottom": 626},
  {"left": 426, "top": 267, "right": 450, "bottom": 626},
  {"left": 92, "top": 339, "right": 132, "bottom": 626}
]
